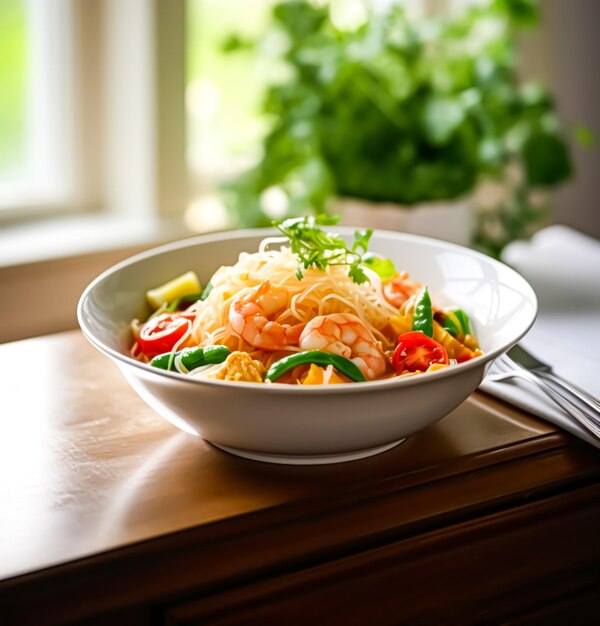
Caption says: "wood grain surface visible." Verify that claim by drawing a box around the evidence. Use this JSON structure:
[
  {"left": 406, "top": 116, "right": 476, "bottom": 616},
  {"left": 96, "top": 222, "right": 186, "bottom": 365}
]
[{"left": 1, "top": 331, "right": 599, "bottom": 625}]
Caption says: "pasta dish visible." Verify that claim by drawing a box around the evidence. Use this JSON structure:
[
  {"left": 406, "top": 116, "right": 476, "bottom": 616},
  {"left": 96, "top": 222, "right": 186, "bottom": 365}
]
[{"left": 130, "top": 216, "right": 481, "bottom": 384}]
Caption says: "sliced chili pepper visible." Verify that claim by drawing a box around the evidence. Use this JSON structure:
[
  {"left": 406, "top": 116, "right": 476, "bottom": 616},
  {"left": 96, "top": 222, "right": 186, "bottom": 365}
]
[
  {"left": 412, "top": 287, "right": 434, "bottom": 338},
  {"left": 150, "top": 345, "right": 230, "bottom": 371},
  {"left": 266, "top": 351, "right": 366, "bottom": 383}
]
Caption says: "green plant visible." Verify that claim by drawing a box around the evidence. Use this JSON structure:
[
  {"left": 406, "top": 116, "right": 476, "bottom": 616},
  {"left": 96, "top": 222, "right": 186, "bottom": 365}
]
[{"left": 222, "top": 0, "right": 581, "bottom": 256}]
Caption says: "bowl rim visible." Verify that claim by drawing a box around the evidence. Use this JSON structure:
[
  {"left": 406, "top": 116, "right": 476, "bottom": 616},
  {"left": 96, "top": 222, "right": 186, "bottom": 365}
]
[{"left": 77, "top": 226, "right": 538, "bottom": 395}]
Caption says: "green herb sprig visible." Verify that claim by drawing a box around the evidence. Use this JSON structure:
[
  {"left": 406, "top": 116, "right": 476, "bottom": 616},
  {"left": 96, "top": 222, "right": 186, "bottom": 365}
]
[{"left": 273, "top": 214, "right": 375, "bottom": 283}]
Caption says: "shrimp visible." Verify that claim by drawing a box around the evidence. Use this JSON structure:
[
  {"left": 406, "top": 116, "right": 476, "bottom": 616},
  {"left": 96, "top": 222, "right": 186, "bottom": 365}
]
[
  {"left": 298, "top": 313, "right": 387, "bottom": 380},
  {"left": 229, "top": 281, "right": 304, "bottom": 350},
  {"left": 383, "top": 272, "right": 421, "bottom": 308}
]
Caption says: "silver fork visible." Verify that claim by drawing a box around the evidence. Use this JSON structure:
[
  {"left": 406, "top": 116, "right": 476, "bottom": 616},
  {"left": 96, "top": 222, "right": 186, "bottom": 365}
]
[
  {"left": 489, "top": 352, "right": 600, "bottom": 439},
  {"left": 507, "top": 344, "right": 600, "bottom": 414}
]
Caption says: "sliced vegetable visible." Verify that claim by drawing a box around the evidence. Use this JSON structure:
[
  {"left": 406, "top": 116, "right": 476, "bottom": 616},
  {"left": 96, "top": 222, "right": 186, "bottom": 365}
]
[
  {"left": 146, "top": 271, "right": 202, "bottom": 310},
  {"left": 301, "top": 363, "right": 348, "bottom": 385},
  {"left": 161, "top": 279, "right": 214, "bottom": 313},
  {"left": 266, "top": 351, "right": 366, "bottom": 383},
  {"left": 150, "top": 345, "right": 230, "bottom": 371},
  {"left": 412, "top": 287, "right": 434, "bottom": 338},
  {"left": 440, "top": 311, "right": 460, "bottom": 337},
  {"left": 138, "top": 313, "right": 192, "bottom": 357},
  {"left": 389, "top": 313, "right": 413, "bottom": 337},
  {"left": 200, "top": 281, "right": 213, "bottom": 300},
  {"left": 362, "top": 254, "right": 397, "bottom": 280},
  {"left": 167, "top": 292, "right": 204, "bottom": 312},
  {"left": 439, "top": 307, "right": 471, "bottom": 338},
  {"left": 432, "top": 321, "right": 477, "bottom": 363},
  {"left": 453, "top": 309, "right": 471, "bottom": 335},
  {"left": 392, "top": 331, "right": 449, "bottom": 373}
]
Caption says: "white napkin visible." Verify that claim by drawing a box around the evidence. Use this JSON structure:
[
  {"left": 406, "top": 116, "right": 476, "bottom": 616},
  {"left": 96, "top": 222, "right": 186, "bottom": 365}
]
[{"left": 479, "top": 225, "right": 600, "bottom": 449}]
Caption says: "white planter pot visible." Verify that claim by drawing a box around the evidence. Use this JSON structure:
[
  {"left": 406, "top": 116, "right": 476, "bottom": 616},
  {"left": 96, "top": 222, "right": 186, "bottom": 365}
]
[{"left": 336, "top": 196, "right": 473, "bottom": 246}]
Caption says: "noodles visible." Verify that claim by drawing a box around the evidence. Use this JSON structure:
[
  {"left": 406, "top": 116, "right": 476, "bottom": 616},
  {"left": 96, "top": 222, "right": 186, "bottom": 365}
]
[
  {"left": 131, "top": 232, "right": 482, "bottom": 383},
  {"left": 186, "top": 246, "right": 398, "bottom": 355}
]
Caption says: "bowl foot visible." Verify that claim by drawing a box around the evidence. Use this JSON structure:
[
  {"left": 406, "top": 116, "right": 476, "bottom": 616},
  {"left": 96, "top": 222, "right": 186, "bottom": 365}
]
[{"left": 210, "top": 438, "right": 407, "bottom": 465}]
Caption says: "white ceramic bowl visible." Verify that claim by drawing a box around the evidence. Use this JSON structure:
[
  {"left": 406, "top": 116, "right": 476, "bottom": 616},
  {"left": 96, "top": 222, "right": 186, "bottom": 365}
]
[{"left": 78, "top": 228, "right": 537, "bottom": 464}]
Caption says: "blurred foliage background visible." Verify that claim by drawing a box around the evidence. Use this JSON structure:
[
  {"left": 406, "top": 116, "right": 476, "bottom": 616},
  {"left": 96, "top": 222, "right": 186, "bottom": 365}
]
[
  {"left": 188, "top": 0, "right": 586, "bottom": 257},
  {"left": 186, "top": 0, "right": 274, "bottom": 187},
  {"left": 1, "top": 1, "right": 592, "bottom": 258}
]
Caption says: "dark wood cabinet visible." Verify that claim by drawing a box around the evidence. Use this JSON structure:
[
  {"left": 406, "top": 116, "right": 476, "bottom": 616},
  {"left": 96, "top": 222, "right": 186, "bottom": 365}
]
[
  {"left": 165, "top": 486, "right": 600, "bottom": 626},
  {"left": 1, "top": 332, "right": 599, "bottom": 625}
]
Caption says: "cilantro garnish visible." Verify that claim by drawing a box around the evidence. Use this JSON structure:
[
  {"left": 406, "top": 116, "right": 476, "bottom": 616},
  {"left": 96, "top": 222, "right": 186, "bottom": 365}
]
[{"left": 273, "top": 214, "right": 394, "bottom": 284}]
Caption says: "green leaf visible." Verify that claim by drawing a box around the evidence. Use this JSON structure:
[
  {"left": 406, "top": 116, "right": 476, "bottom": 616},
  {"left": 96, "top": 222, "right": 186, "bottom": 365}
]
[
  {"left": 274, "top": 215, "right": 374, "bottom": 283},
  {"left": 352, "top": 229, "right": 373, "bottom": 254},
  {"left": 221, "top": 34, "right": 254, "bottom": 53},
  {"left": 273, "top": 1, "right": 328, "bottom": 40},
  {"left": 315, "top": 213, "right": 339, "bottom": 226},
  {"left": 348, "top": 265, "right": 369, "bottom": 284},
  {"left": 494, "top": 0, "right": 539, "bottom": 27},
  {"left": 523, "top": 132, "right": 573, "bottom": 186},
  {"left": 362, "top": 254, "right": 397, "bottom": 280},
  {"left": 519, "top": 82, "right": 551, "bottom": 108},
  {"left": 478, "top": 137, "right": 503, "bottom": 165},
  {"left": 421, "top": 96, "right": 465, "bottom": 146},
  {"left": 574, "top": 123, "right": 595, "bottom": 149},
  {"left": 218, "top": 0, "right": 576, "bottom": 259}
]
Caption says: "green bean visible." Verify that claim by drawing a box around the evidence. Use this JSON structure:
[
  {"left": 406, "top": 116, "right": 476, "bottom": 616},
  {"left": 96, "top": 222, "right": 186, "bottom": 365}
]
[
  {"left": 151, "top": 345, "right": 230, "bottom": 371},
  {"left": 266, "top": 351, "right": 366, "bottom": 383},
  {"left": 412, "top": 287, "right": 433, "bottom": 338},
  {"left": 440, "top": 307, "right": 471, "bottom": 338}
]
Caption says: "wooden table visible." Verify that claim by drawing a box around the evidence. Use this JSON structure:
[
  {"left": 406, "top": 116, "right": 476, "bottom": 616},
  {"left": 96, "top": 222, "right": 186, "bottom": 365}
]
[{"left": 1, "top": 331, "right": 599, "bottom": 625}]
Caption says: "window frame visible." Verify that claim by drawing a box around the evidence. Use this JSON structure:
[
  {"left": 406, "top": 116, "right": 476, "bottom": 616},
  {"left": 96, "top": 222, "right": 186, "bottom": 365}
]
[
  {"left": 0, "top": 0, "right": 76, "bottom": 220},
  {"left": 0, "top": 0, "right": 187, "bottom": 225}
]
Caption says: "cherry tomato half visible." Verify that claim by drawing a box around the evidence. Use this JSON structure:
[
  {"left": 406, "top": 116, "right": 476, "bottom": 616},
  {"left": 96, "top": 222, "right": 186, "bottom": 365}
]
[
  {"left": 392, "top": 331, "right": 449, "bottom": 373},
  {"left": 138, "top": 313, "right": 192, "bottom": 357}
]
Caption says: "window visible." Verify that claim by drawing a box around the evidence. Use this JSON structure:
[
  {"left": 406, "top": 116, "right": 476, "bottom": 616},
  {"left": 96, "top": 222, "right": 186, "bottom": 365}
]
[
  {"left": 1, "top": 1, "right": 597, "bottom": 247},
  {"left": 185, "top": 0, "right": 276, "bottom": 231},
  {"left": 1, "top": 0, "right": 271, "bottom": 239},
  {"left": 0, "top": 0, "right": 188, "bottom": 229},
  {"left": 0, "top": 0, "right": 27, "bottom": 185},
  {"left": 0, "top": 0, "right": 76, "bottom": 217}
]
